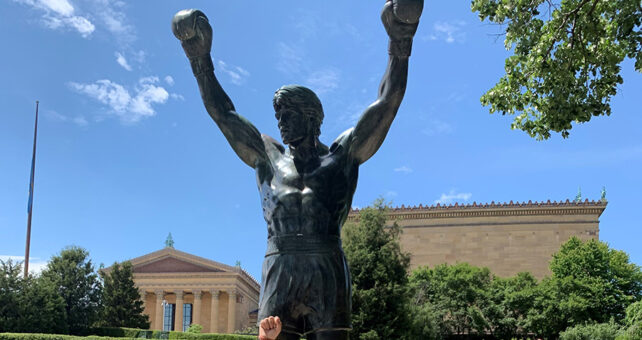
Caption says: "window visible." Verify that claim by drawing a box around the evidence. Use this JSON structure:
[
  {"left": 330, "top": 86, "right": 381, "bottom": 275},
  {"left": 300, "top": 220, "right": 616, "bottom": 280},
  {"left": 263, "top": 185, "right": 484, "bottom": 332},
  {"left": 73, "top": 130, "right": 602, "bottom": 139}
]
[
  {"left": 163, "top": 304, "right": 175, "bottom": 331},
  {"left": 182, "top": 304, "right": 193, "bottom": 331}
]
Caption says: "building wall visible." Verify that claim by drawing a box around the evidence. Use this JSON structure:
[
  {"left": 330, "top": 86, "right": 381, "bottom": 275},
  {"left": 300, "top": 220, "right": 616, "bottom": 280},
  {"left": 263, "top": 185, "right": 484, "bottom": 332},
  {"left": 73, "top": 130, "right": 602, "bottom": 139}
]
[{"left": 348, "top": 200, "right": 606, "bottom": 279}]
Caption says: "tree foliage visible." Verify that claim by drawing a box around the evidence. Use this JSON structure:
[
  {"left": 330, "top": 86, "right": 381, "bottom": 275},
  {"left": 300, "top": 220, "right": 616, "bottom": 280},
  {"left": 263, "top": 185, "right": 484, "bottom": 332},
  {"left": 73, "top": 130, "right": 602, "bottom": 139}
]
[
  {"left": 41, "top": 246, "right": 102, "bottom": 335},
  {"left": 0, "top": 260, "right": 23, "bottom": 332},
  {"left": 471, "top": 0, "right": 641, "bottom": 140},
  {"left": 342, "top": 199, "right": 412, "bottom": 340},
  {"left": 550, "top": 237, "right": 642, "bottom": 324},
  {"left": 486, "top": 272, "right": 538, "bottom": 339},
  {"left": 0, "top": 260, "right": 66, "bottom": 334},
  {"left": 99, "top": 261, "right": 149, "bottom": 329},
  {"left": 410, "top": 263, "right": 493, "bottom": 337}
]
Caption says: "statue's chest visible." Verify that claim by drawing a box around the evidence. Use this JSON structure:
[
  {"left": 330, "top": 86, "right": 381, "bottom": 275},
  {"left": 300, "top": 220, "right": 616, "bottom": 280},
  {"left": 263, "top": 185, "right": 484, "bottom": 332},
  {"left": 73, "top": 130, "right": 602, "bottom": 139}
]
[{"left": 273, "top": 155, "right": 342, "bottom": 195}]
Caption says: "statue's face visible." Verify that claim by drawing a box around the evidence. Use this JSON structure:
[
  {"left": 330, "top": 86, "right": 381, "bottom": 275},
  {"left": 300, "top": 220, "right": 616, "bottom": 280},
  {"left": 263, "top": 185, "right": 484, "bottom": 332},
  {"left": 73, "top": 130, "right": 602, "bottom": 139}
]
[{"left": 275, "top": 106, "right": 310, "bottom": 146}]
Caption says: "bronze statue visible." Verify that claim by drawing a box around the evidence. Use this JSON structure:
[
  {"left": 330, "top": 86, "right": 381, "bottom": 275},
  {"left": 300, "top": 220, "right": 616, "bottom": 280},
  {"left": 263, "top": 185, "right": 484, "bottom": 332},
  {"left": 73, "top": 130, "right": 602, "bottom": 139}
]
[{"left": 172, "top": 1, "right": 423, "bottom": 339}]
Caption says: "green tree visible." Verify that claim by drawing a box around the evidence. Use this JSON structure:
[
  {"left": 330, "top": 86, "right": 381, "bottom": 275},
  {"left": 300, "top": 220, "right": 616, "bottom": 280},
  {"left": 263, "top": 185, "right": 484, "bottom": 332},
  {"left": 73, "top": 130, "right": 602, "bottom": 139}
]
[
  {"left": 471, "top": 0, "right": 641, "bottom": 140},
  {"left": 0, "top": 259, "right": 22, "bottom": 332},
  {"left": 409, "top": 263, "right": 493, "bottom": 337},
  {"left": 99, "top": 261, "right": 149, "bottom": 329},
  {"left": 485, "top": 271, "right": 538, "bottom": 338},
  {"left": 624, "top": 301, "right": 642, "bottom": 327},
  {"left": 342, "top": 199, "right": 412, "bottom": 340},
  {"left": 525, "top": 276, "right": 567, "bottom": 339},
  {"left": 41, "top": 246, "right": 102, "bottom": 335},
  {"left": 550, "top": 237, "right": 642, "bottom": 324},
  {"left": 0, "top": 259, "right": 67, "bottom": 334},
  {"left": 17, "top": 275, "right": 67, "bottom": 334}
]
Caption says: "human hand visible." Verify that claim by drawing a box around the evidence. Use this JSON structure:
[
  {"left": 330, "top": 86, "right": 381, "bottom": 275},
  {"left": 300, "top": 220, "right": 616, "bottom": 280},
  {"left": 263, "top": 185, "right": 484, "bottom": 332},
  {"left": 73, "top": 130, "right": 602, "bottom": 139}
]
[
  {"left": 258, "top": 316, "right": 282, "bottom": 340},
  {"left": 172, "top": 9, "right": 213, "bottom": 59},
  {"left": 381, "top": 0, "right": 423, "bottom": 41}
]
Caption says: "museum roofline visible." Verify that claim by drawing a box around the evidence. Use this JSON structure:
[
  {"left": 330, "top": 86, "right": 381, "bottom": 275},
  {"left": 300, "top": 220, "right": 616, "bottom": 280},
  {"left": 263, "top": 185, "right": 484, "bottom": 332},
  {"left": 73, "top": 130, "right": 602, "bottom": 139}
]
[{"left": 347, "top": 199, "right": 608, "bottom": 220}]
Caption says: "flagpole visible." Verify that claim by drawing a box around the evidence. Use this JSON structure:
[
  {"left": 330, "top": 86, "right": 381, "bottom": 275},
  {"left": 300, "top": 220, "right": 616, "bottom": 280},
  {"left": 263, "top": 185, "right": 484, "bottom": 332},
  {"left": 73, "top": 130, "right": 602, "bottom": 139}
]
[{"left": 25, "top": 100, "right": 39, "bottom": 278}]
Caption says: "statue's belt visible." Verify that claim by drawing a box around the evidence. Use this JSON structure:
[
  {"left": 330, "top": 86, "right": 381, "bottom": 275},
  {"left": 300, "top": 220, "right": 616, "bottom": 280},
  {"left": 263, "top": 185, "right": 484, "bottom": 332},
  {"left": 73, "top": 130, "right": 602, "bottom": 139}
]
[{"left": 265, "top": 234, "right": 342, "bottom": 256}]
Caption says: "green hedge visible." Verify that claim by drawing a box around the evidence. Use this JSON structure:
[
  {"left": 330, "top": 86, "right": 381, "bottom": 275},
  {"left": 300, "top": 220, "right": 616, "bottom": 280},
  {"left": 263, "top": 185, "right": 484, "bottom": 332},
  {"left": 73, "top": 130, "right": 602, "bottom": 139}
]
[
  {"left": 0, "top": 333, "right": 255, "bottom": 340},
  {"left": 0, "top": 334, "right": 133, "bottom": 340},
  {"left": 559, "top": 322, "right": 622, "bottom": 340},
  {"left": 88, "top": 327, "right": 254, "bottom": 340}
]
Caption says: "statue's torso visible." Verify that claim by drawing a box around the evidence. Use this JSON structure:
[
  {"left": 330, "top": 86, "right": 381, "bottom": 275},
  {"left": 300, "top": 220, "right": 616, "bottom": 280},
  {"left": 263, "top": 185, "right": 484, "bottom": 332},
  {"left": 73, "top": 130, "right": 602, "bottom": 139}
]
[{"left": 258, "top": 129, "right": 357, "bottom": 239}]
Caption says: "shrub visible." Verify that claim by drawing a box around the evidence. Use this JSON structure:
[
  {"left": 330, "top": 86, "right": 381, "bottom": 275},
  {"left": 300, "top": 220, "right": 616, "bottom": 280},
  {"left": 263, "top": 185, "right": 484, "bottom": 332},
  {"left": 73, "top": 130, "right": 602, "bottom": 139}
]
[
  {"left": 0, "top": 334, "right": 132, "bottom": 340},
  {"left": 0, "top": 333, "right": 255, "bottom": 340},
  {"left": 185, "top": 325, "right": 202, "bottom": 334},
  {"left": 559, "top": 322, "right": 621, "bottom": 340}
]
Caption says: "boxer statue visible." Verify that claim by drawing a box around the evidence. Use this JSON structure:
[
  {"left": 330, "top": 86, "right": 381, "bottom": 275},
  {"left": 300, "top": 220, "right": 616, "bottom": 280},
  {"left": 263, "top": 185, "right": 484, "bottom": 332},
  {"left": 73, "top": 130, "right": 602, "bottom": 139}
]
[{"left": 172, "top": 1, "right": 423, "bottom": 339}]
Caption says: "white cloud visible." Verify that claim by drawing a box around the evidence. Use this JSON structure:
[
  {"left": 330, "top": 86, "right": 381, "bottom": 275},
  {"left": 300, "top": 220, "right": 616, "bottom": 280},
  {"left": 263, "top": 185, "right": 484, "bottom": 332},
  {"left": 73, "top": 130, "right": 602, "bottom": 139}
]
[
  {"left": 164, "top": 76, "right": 175, "bottom": 86},
  {"left": 115, "top": 52, "right": 132, "bottom": 71},
  {"left": 170, "top": 93, "right": 184, "bottom": 101},
  {"left": 394, "top": 165, "right": 413, "bottom": 174},
  {"left": 422, "top": 119, "right": 454, "bottom": 136},
  {"left": 73, "top": 115, "right": 88, "bottom": 126},
  {"left": 385, "top": 191, "right": 398, "bottom": 198},
  {"left": 0, "top": 255, "right": 48, "bottom": 275},
  {"left": 434, "top": 190, "right": 472, "bottom": 205},
  {"left": 15, "top": 0, "right": 95, "bottom": 37},
  {"left": 69, "top": 76, "right": 169, "bottom": 123},
  {"left": 277, "top": 42, "right": 304, "bottom": 75},
  {"left": 217, "top": 60, "right": 250, "bottom": 85},
  {"left": 44, "top": 110, "right": 89, "bottom": 126},
  {"left": 305, "top": 69, "right": 340, "bottom": 95},
  {"left": 424, "top": 21, "right": 466, "bottom": 44},
  {"left": 94, "top": 0, "right": 135, "bottom": 45}
]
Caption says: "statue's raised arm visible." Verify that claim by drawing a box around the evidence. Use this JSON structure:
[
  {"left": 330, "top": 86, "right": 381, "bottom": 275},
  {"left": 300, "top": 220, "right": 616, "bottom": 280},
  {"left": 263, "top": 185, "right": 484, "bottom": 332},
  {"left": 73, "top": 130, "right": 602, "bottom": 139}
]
[
  {"left": 172, "top": 10, "right": 267, "bottom": 169},
  {"left": 350, "top": 0, "right": 423, "bottom": 165}
]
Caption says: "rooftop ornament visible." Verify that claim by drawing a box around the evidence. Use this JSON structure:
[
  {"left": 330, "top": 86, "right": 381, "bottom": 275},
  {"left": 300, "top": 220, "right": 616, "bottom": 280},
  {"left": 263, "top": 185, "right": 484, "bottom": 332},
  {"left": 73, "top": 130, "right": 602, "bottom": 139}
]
[{"left": 165, "top": 233, "right": 174, "bottom": 249}]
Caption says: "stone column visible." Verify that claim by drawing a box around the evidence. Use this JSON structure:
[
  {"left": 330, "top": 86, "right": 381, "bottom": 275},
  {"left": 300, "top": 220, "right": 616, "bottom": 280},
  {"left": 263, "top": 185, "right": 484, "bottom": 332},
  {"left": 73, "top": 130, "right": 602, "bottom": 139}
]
[
  {"left": 174, "top": 290, "right": 184, "bottom": 332},
  {"left": 227, "top": 290, "right": 237, "bottom": 333},
  {"left": 209, "top": 289, "right": 220, "bottom": 333},
  {"left": 155, "top": 290, "right": 164, "bottom": 330},
  {"left": 193, "top": 290, "right": 202, "bottom": 326}
]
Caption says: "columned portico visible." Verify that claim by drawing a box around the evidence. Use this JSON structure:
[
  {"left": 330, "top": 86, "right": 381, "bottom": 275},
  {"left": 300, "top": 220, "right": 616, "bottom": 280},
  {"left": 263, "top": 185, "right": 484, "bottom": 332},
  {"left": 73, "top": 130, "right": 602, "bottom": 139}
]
[
  {"left": 174, "top": 291, "right": 184, "bottom": 332},
  {"left": 154, "top": 290, "right": 164, "bottom": 330},
  {"left": 107, "top": 247, "right": 259, "bottom": 334},
  {"left": 227, "top": 290, "right": 237, "bottom": 333},
  {"left": 193, "top": 290, "right": 202, "bottom": 325},
  {"left": 210, "top": 289, "right": 220, "bottom": 333}
]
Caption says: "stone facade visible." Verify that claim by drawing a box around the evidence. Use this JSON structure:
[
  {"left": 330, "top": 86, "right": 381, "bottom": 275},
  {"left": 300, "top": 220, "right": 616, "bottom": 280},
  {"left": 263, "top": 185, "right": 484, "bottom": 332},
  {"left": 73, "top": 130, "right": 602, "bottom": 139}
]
[
  {"left": 107, "top": 247, "right": 259, "bottom": 333},
  {"left": 347, "top": 200, "right": 606, "bottom": 278}
]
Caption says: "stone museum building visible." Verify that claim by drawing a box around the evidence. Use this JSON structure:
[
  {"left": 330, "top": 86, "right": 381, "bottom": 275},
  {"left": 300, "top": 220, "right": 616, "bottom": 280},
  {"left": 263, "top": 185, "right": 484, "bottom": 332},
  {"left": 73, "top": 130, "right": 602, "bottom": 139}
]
[
  {"left": 347, "top": 199, "right": 607, "bottom": 278},
  {"left": 113, "top": 246, "right": 259, "bottom": 333},
  {"left": 119, "top": 198, "right": 606, "bottom": 334}
]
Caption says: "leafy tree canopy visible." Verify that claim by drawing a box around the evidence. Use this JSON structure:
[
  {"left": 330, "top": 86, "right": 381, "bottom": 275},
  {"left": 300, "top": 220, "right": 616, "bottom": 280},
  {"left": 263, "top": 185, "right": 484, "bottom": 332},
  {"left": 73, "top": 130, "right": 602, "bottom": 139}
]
[
  {"left": 41, "top": 246, "right": 102, "bottom": 335},
  {"left": 100, "top": 261, "right": 149, "bottom": 329},
  {"left": 410, "top": 262, "right": 493, "bottom": 336},
  {"left": 342, "top": 199, "right": 412, "bottom": 340},
  {"left": 0, "top": 259, "right": 66, "bottom": 334},
  {"left": 472, "top": 0, "right": 641, "bottom": 140},
  {"left": 550, "top": 237, "right": 642, "bottom": 324}
]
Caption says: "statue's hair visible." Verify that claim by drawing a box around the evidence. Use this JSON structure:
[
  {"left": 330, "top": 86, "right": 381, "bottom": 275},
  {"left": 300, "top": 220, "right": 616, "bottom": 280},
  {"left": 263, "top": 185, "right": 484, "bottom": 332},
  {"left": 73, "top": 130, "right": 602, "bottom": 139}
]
[{"left": 273, "top": 85, "right": 324, "bottom": 138}]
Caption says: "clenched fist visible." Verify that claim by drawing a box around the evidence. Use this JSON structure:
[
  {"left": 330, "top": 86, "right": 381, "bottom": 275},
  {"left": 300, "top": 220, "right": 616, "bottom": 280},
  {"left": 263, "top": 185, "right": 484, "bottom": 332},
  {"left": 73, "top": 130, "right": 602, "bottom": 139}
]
[
  {"left": 382, "top": 0, "right": 423, "bottom": 41},
  {"left": 259, "top": 316, "right": 282, "bottom": 340},
  {"left": 172, "top": 9, "right": 212, "bottom": 59}
]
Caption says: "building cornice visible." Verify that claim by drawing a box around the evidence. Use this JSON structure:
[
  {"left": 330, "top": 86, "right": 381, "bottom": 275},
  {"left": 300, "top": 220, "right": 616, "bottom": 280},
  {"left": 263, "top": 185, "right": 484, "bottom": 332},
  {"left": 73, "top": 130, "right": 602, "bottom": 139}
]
[
  {"left": 106, "top": 247, "right": 260, "bottom": 291},
  {"left": 347, "top": 199, "right": 607, "bottom": 222}
]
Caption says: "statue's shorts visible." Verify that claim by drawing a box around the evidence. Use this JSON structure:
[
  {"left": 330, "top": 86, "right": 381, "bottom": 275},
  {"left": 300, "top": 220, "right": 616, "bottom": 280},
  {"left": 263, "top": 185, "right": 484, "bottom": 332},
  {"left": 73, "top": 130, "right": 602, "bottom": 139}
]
[{"left": 258, "top": 235, "right": 352, "bottom": 336}]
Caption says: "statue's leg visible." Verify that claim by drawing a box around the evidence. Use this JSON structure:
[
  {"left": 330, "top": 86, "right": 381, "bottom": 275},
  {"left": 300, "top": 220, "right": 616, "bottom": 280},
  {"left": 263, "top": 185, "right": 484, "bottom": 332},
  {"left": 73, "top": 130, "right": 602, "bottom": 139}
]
[
  {"left": 306, "top": 330, "right": 349, "bottom": 340},
  {"left": 276, "top": 331, "right": 301, "bottom": 340}
]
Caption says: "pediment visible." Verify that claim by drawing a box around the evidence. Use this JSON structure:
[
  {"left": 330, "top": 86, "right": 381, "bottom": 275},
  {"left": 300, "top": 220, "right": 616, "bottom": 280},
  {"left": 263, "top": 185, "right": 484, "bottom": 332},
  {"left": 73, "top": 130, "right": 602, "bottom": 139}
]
[
  {"left": 127, "top": 248, "right": 234, "bottom": 274},
  {"left": 133, "top": 256, "right": 223, "bottom": 273}
]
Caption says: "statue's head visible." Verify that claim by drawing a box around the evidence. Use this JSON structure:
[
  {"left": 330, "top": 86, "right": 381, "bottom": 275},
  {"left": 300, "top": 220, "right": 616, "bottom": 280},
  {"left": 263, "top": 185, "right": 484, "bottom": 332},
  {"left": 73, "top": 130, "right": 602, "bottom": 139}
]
[{"left": 273, "top": 85, "right": 324, "bottom": 145}]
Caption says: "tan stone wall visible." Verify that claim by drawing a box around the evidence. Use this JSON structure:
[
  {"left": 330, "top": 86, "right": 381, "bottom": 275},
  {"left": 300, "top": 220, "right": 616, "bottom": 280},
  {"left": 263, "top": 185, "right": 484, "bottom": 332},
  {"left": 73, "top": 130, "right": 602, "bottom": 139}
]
[{"left": 348, "top": 201, "right": 605, "bottom": 279}]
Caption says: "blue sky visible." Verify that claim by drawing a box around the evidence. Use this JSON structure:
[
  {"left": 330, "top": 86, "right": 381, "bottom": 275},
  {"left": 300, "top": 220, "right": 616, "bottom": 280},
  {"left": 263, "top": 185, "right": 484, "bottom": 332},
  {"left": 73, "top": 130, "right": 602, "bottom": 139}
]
[{"left": 1, "top": 0, "right": 640, "bottom": 280}]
